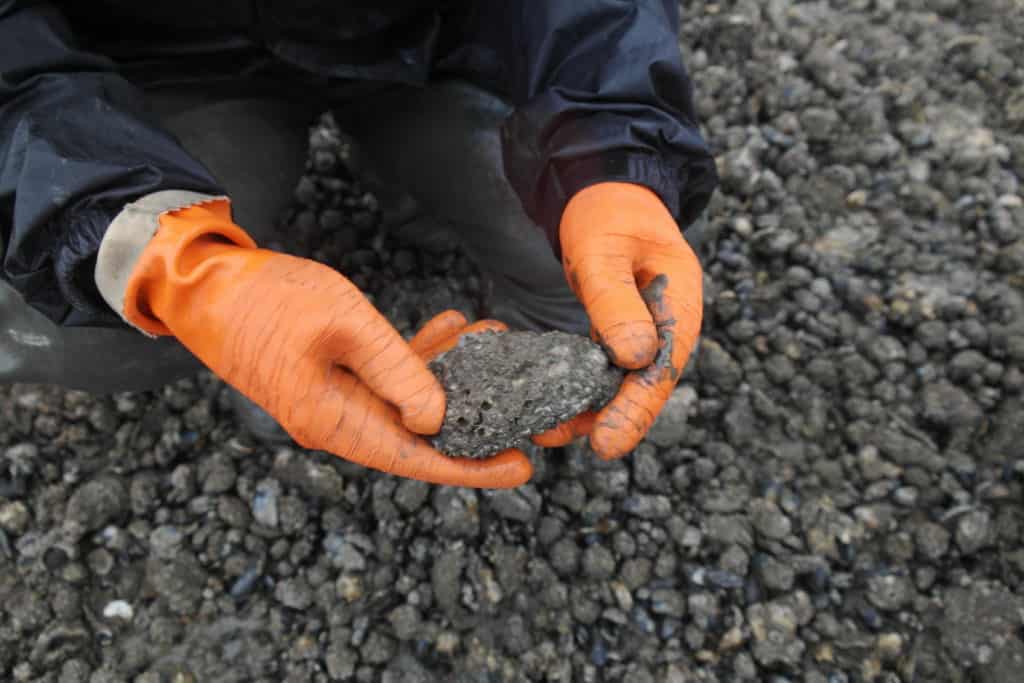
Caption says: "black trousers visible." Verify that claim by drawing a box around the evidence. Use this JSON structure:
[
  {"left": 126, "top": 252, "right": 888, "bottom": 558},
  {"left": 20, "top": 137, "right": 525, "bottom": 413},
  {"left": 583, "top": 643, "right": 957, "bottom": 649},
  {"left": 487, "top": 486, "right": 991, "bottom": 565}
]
[{"left": 0, "top": 79, "right": 702, "bottom": 394}]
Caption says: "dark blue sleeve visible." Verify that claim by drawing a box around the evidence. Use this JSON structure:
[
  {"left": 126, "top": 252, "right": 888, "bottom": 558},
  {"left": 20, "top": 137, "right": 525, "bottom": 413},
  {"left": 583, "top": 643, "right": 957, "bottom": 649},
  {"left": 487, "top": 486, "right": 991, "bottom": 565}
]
[
  {"left": 0, "top": 1, "right": 223, "bottom": 326},
  {"left": 438, "top": 0, "right": 719, "bottom": 255}
]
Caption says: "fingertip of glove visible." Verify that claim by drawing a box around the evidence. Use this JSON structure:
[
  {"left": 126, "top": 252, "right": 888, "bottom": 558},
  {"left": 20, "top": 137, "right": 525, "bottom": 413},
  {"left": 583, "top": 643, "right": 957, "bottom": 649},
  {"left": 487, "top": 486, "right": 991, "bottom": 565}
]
[
  {"left": 532, "top": 426, "right": 574, "bottom": 448},
  {"left": 483, "top": 449, "right": 534, "bottom": 488},
  {"left": 463, "top": 320, "right": 509, "bottom": 335},
  {"left": 589, "top": 424, "right": 636, "bottom": 461},
  {"left": 532, "top": 412, "right": 596, "bottom": 448},
  {"left": 409, "top": 310, "right": 470, "bottom": 357},
  {"left": 399, "top": 382, "right": 447, "bottom": 435},
  {"left": 602, "top": 326, "right": 658, "bottom": 369}
]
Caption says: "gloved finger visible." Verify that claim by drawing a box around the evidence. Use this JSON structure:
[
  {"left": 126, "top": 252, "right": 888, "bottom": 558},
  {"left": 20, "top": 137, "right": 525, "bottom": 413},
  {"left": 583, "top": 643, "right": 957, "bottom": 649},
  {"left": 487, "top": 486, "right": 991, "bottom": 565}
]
[
  {"left": 390, "top": 447, "right": 533, "bottom": 489},
  {"left": 328, "top": 285, "right": 446, "bottom": 435},
  {"left": 460, "top": 319, "right": 510, "bottom": 336},
  {"left": 409, "top": 310, "right": 469, "bottom": 357},
  {"left": 358, "top": 424, "right": 533, "bottom": 488},
  {"left": 310, "top": 373, "right": 532, "bottom": 487},
  {"left": 589, "top": 252, "right": 703, "bottom": 459},
  {"left": 566, "top": 249, "right": 657, "bottom": 369},
  {"left": 416, "top": 319, "right": 510, "bottom": 362},
  {"left": 636, "top": 251, "right": 704, "bottom": 382},
  {"left": 422, "top": 448, "right": 533, "bottom": 489},
  {"left": 531, "top": 411, "right": 596, "bottom": 448},
  {"left": 589, "top": 378, "right": 668, "bottom": 459}
]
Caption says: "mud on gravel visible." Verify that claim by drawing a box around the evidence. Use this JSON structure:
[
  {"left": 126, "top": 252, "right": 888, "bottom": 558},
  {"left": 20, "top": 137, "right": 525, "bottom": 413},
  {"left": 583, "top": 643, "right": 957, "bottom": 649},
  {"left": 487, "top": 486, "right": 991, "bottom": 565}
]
[{"left": 2, "top": 1, "right": 1024, "bottom": 681}]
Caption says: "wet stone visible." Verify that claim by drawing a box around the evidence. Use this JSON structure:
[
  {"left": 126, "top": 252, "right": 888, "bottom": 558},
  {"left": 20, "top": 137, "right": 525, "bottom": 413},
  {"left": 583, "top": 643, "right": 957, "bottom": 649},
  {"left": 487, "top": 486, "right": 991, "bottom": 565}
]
[
  {"left": 198, "top": 452, "right": 237, "bottom": 495},
  {"left": 582, "top": 544, "right": 616, "bottom": 581},
  {"left": 270, "top": 449, "right": 345, "bottom": 503},
  {"left": 146, "top": 556, "right": 206, "bottom": 616},
  {"left": 323, "top": 534, "right": 368, "bottom": 572},
  {"left": 748, "top": 601, "right": 805, "bottom": 668},
  {"left": 548, "top": 540, "right": 581, "bottom": 577},
  {"left": 393, "top": 479, "right": 430, "bottom": 513},
  {"left": 275, "top": 577, "right": 314, "bottom": 610},
  {"left": 252, "top": 479, "right": 282, "bottom": 529},
  {"left": 645, "top": 386, "right": 697, "bottom": 447},
  {"left": 867, "top": 573, "right": 914, "bottom": 612},
  {"left": 325, "top": 644, "right": 358, "bottom": 680},
  {"left": 914, "top": 522, "right": 951, "bottom": 562},
  {"left": 149, "top": 525, "right": 184, "bottom": 559},
  {"left": 956, "top": 509, "right": 992, "bottom": 555},
  {"left": 756, "top": 555, "right": 796, "bottom": 592},
  {"left": 0, "top": 501, "right": 30, "bottom": 535},
  {"left": 750, "top": 499, "right": 793, "bottom": 541},
  {"left": 64, "top": 475, "right": 128, "bottom": 537},
  {"left": 388, "top": 605, "right": 422, "bottom": 641},
  {"left": 941, "top": 582, "right": 1024, "bottom": 675},
  {"left": 921, "top": 380, "right": 983, "bottom": 429},
  {"left": 217, "top": 496, "right": 251, "bottom": 528},
  {"left": 699, "top": 339, "right": 744, "bottom": 391},
  {"left": 622, "top": 494, "right": 673, "bottom": 520},
  {"left": 487, "top": 486, "right": 541, "bottom": 523}
]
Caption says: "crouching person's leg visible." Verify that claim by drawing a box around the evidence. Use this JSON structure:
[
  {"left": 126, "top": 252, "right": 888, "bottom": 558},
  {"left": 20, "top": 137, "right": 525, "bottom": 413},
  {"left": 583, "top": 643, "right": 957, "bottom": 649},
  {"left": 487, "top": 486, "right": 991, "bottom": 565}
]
[
  {"left": 0, "top": 86, "right": 315, "bottom": 407},
  {"left": 338, "top": 81, "right": 708, "bottom": 335},
  {"left": 336, "top": 80, "right": 592, "bottom": 335},
  {"left": 0, "top": 280, "right": 201, "bottom": 392},
  {"left": 338, "top": 80, "right": 707, "bottom": 337}
]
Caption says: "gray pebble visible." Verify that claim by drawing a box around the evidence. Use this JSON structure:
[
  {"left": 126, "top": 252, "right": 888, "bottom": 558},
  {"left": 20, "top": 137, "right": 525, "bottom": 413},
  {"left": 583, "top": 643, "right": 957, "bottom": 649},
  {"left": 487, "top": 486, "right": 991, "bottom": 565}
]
[
  {"left": 867, "top": 573, "right": 914, "bottom": 612},
  {"left": 747, "top": 601, "right": 805, "bottom": 668},
  {"left": 582, "top": 545, "right": 616, "bottom": 581},
  {"left": 251, "top": 479, "right": 282, "bottom": 529},
  {"left": 645, "top": 386, "right": 697, "bottom": 447},
  {"left": 275, "top": 577, "right": 314, "bottom": 610},
  {"left": 756, "top": 555, "right": 796, "bottom": 592},
  {"left": 198, "top": 452, "right": 237, "bottom": 495},
  {"left": 487, "top": 486, "right": 541, "bottom": 523},
  {"left": 65, "top": 476, "right": 128, "bottom": 536},
  {"left": 750, "top": 499, "right": 793, "bottom": 541},
  {"left": 149, "top": 525, "right": 184, "bottom": 559},
  {"left": 955, "top": 509, "right": 992, "bottom": 555}
]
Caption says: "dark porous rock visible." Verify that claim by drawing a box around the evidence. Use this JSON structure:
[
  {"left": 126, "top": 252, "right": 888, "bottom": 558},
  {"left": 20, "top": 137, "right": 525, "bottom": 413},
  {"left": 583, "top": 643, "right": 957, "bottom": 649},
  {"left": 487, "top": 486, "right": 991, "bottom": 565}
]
[{"left": 429, "top": 331, "right": 624, "bottom": 458}]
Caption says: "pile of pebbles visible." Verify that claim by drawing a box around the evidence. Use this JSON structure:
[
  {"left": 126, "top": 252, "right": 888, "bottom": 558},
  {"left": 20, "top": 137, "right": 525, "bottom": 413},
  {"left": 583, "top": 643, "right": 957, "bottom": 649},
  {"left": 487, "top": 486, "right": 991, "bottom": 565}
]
[{"left": 2, "top": 1, "right": 1024, "bottom": 681}]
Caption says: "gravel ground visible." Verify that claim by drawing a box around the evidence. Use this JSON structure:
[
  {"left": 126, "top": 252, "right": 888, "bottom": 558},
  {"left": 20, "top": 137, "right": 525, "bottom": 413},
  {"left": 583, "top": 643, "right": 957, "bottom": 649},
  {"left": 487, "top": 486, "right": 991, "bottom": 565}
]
[{"left": 3, "top": 1, "right": 1024, "bottom": 681}]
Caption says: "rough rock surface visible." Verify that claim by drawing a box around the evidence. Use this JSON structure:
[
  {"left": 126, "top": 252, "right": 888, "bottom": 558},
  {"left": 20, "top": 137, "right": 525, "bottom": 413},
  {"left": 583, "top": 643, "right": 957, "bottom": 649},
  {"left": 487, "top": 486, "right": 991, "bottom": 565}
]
[{"left": 429, "top": 331, "right": 624, "bottom": 457}]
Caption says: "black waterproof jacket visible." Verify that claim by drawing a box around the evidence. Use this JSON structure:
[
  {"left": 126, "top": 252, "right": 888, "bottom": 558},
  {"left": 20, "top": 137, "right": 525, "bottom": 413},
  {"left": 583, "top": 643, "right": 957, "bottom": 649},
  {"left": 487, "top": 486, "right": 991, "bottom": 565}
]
[{"left": 0, "top": 0, "right": 718, "bottom": 326}]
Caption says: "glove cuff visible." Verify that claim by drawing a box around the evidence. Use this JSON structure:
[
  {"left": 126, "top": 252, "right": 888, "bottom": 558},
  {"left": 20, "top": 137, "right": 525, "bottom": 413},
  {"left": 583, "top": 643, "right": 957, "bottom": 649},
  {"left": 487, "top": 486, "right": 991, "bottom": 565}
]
[{"left": 95, "top": 191, "right": 252, "bottom": 336}]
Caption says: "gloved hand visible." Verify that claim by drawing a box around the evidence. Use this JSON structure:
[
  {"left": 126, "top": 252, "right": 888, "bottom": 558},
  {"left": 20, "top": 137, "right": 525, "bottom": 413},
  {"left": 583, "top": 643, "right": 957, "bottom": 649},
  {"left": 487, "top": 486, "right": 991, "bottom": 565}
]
[
  {"left": 557, "top": 182, "right": 703, "bottom": 459},
  {"left": 121, "top": 199, "right": 531, "bottom": 487}
]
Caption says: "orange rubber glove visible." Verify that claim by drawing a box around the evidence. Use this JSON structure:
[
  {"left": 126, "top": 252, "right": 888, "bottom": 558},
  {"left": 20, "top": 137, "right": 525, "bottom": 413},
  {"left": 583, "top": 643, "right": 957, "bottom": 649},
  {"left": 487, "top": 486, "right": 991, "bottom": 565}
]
[
  {"left": 558, "top": 182, "right": 703, "bottom": 459},
  {"left": 122, "top": 199, "right": 531, "bottom": 488}
]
